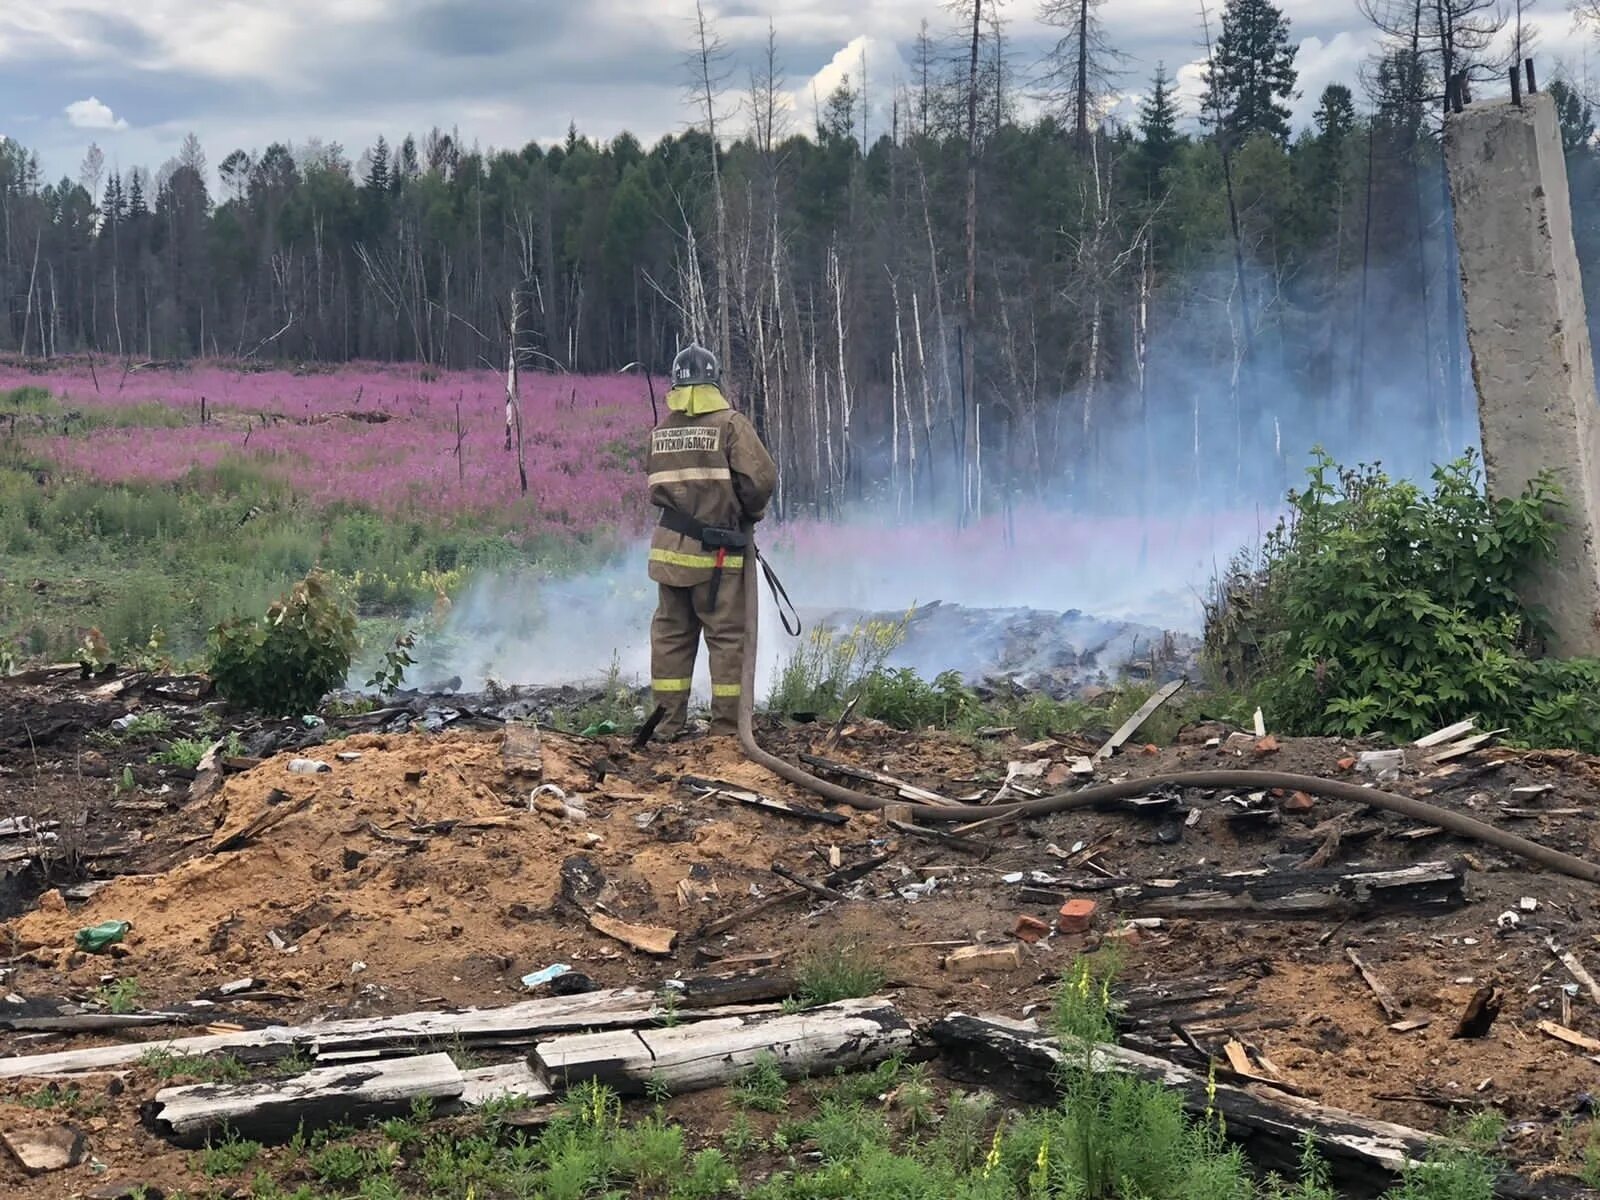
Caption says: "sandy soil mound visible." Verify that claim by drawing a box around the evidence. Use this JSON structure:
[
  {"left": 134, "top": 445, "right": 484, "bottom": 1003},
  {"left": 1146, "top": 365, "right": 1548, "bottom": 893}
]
[{"left": 7, "top": 730, "right": 863, "bottom": 1006}]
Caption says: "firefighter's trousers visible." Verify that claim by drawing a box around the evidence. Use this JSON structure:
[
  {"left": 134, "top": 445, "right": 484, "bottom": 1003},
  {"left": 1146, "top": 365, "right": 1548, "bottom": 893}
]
[{"left": 651, "top": 570, "right": 745, "bottom": 737}]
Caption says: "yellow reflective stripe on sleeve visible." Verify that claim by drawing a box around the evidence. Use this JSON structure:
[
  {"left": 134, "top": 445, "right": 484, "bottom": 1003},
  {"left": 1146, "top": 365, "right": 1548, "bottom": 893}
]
[
  {"left": 652, "top": 678, "right": 692, "bottom": 692},
  {"left": 649, "top": 549, "right": 745, "bottom": 570},
  {"left": 648, "top": 467, "right": 732, "bottom": 486},
  {"left": 711, "top": 683, "right": 742, "bottom": 697}
]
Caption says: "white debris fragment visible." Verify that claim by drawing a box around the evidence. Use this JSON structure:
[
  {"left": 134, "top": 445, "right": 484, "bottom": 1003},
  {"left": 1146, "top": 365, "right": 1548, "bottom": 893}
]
[
  {"left": 1357, "top": 750, "right": 1404, "bottom": 783},
  {"left": 1497, "top": 911, "right": 1521, "bottom": 930},
  {"left": 287, "top": 758, "right": 331, "bottom": 774}
]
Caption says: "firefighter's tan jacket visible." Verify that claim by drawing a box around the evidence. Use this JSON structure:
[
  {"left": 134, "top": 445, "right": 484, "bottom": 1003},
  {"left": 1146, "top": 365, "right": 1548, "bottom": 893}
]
[{"left": 647, "top": 383, "right": 777, "bottom": 588}]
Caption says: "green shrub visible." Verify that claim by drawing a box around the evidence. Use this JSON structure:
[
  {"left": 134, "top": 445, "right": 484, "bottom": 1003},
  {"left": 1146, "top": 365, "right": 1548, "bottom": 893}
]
[
  {"left": 95, "top": 977, "right": 143, "bottom": 1014},
  {"left": 1053, "top": 950, "right": 1122, "bottom": 1044},
  {"left": 768, "top": 612, "right": 913, "bottom": 718},
  {"left": 208, "top": 570, "right": 357, "bottom": 716},
  {"left": 856, "top": 667, "right": 977, "bottom": 729},
  {"left": 673, "top": 1148, "right": 738, "bottom": 1199},
  {"left": 138, "top": 1049, "right": 250, "bottom": 1082},
  {"left": 1, "top": 385, "right": 54, "bottom": 412},
  {"left": 732, "top": 1051, "right": 790, "bottom": 1113},
  {"left": 793, "top": 940, "right": 887, "bottom": 1007},
  {"left": 152, "top": 737, "right": 212, "bottom": 769},
  {"left": 1204, "top": 450, "right": 1598, "bottom": 745},
  {"left": 310, "top": 1140, "right": 367, "bottom": 1187},
  {"left": 202, "top": 1128, "right": 262, "bottom": 1177}
]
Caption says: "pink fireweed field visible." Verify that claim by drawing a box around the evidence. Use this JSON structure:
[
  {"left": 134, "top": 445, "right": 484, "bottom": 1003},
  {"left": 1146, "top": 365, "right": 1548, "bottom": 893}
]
[
  {"left": 0, "top": 361, "right": 659, "bottom": 538},
  {"left": 2, "top": 358, "right": 1260, "bottom": 640}
]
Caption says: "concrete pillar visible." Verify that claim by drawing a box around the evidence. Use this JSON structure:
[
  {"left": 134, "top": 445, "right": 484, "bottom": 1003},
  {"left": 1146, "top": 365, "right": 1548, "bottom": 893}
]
[{"left": 1445, "top": 92, "right": 1600, "bottom": 657}]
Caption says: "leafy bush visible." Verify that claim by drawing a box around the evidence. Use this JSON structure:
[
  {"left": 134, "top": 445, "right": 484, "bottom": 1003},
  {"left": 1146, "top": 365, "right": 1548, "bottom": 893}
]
[
  {"left": 1204, "top": 450, "right": 1600, "bottom": 745},
  {"left": 856, "top": 666, "right": 978, "bottom": 729},
  {"left": 768, "top": 612, "right": 913, "bottom": 717},
  {"left": 208, "top": 570, "right": 357, "bottom": 716}
]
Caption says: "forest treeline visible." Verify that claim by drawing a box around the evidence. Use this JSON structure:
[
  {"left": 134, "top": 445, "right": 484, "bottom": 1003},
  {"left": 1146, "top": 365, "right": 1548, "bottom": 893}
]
[{"left": 3, "top": 0, "right": 1599, "bottom": 518}]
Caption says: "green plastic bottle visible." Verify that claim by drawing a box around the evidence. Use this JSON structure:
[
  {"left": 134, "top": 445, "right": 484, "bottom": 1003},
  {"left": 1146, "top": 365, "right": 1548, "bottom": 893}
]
[{"left": 75, "top": 920, "right": 131, "bottom": 953}]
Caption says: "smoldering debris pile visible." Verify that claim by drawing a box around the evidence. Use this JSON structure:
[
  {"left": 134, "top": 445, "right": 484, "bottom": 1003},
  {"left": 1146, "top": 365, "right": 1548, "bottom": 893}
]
[{"left": 807, "top": 602, "right": 1200, "bottom": 699}]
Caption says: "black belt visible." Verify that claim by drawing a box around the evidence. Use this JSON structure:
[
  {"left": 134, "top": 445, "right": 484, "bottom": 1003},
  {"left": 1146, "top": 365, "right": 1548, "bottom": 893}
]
[
  {"left": 657, "top": 507, "right": 747, "bottom": 609},
  {"left": 657, "top": 507, "right": 749, "bottom": 549}
]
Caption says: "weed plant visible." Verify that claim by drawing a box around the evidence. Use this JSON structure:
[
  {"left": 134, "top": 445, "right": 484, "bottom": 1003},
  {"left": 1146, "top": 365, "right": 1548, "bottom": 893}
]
[{"left": 791, "top": 939, "right": 887, "bottom": 1008}]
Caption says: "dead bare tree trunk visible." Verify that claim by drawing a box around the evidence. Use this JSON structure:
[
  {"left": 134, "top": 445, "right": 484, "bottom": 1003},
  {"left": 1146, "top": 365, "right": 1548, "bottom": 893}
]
[
  {"left": 912, "top": 290, "right": 936, "bottom": 507},
  {"left": 828, "top": 240, "right": 851, "bottom": 504},
  {"left": 1355, "top": 119, "right": 1375, "bottom": 420},
  {"left": 691, "top": 1, "right": 733, "bottom": 376},
  {"left": 963, "top": 0, "right": 983, "bottom": 521},
  {"left": 506, "top": 288, "right": 528, "bottom": 495},
  {"left": 20, "top": 230, "right": 40, "bottom": 358},
  {"left": 1076, "top": 0, "right": 1091, "bottom": 140}
]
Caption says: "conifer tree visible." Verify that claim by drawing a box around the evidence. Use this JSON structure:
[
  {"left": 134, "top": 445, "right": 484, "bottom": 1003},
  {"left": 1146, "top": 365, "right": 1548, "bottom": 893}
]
[
  {"left": 1136, "top": 64, "right": 1181, "bottom": 191},
  {"left": 1202, "top": 0, "right": 1299, "bottom": 144}
]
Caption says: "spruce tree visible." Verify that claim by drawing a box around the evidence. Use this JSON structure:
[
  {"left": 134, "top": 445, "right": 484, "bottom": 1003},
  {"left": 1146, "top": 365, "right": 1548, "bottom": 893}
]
[
  {"left": 102, "top": 172, "right": 126, "bottom": 228},
  {"left": 127, "top": 170, "right": 147, "bottom": 218},
  {"left": 365, "top": 135, "right": 391, "bottom": 192},
  {"left": 397, "top": 135, "right": 419, "bottom": 190},
  {"left": 1202, "top": 0, "right": 1298, "bottom": 145},
  {"left": 1549, "top": 78, "right": 1596, "bottom": 154},
  {"left": 1137, "top": 64, "right": 1181, "bottom": 190},
  {"left": 1314, "top": 83, "right": 1355, "bottom": 145}
]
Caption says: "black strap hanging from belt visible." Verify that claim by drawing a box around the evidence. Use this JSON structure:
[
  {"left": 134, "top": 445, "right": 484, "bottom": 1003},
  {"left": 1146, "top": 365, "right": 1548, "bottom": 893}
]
[{"left": 757, "top": 551, "right": 802, "bottom": 637}]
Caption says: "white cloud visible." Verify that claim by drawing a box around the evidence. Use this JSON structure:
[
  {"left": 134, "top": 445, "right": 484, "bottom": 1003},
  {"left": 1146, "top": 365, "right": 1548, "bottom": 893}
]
[
  {"left": 64, "top": 96, "right": 127, "bottom": 130},
  {"left": 7, "top": 0, "right": 1600, "bottom": 187},
  {"left": 1290, "top": 31, "right": 1378, "bottom": 124},
  {"left": 791, "top": 34, "right": 911, "bottom": 141},
  {"left": 1150, "top": 30, "right": 1376, "bottom": 133}
]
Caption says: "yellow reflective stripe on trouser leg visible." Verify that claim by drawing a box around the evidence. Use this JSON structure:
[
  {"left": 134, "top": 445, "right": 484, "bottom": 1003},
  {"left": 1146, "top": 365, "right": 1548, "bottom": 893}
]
[
  {"left": 649, "top": 549, "right": 745, "bottom": 570},
  {"left": 711, "top": 683, "right": 742, "bottom": 697},
  {"left": 652, "top": 678, "right": 692, "bottom": 692}
]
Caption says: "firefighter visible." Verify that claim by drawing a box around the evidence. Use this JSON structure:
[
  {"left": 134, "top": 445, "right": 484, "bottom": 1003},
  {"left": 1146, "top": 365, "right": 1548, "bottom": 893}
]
[{"left": 647, "top": 343, "right": 777, "bottom": 739}]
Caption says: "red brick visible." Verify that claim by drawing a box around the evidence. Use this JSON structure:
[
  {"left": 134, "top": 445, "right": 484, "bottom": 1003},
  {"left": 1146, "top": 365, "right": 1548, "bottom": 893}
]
[
  {"left": 1283, "top": 791, "right": 1316, "bottom": 813},
  {"left": 1013, "top": 915, "right": 1050, "bottom": 944},
  {"left": 1254, "top": 735, "right": 1280, "bottom": 756},
  {"left": 1058, "top": 898, "right": 1098, "bottom": 934}
]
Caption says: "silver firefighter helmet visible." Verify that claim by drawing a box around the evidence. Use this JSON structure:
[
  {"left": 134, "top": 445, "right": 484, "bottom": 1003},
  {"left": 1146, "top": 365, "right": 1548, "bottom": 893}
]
[{"left": 671, "top": 343, "right": 720, "bottom": 388}]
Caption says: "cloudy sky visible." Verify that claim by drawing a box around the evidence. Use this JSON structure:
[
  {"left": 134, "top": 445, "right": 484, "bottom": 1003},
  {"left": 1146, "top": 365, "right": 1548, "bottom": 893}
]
[{"left": 1, "top": 0, "right": 1594, "bottom": 188}]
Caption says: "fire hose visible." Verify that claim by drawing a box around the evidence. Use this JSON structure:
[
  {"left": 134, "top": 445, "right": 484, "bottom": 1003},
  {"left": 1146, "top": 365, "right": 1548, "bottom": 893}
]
[{"left": 733, "top": 547, "right": 1600, "bottom": 887}]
